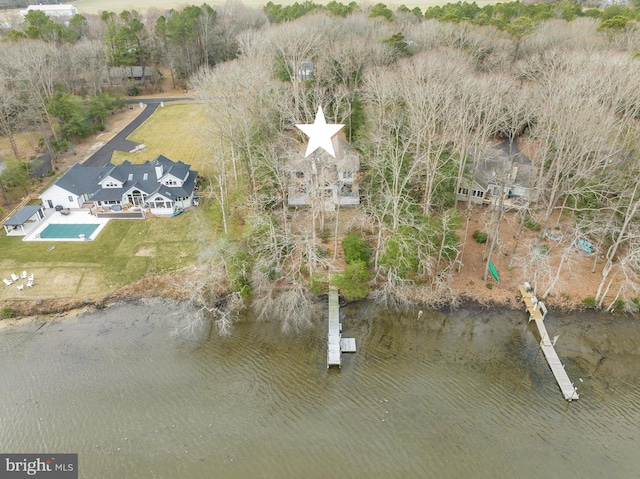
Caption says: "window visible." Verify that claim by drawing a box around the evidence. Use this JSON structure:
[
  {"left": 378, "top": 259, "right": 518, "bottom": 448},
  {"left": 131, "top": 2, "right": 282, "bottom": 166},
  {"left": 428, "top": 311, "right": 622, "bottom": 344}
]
[
  {"left": 105, "top": 181, "right": 119, "bottom": 188},
  {"left": 458, "top": 187, "right": 469, "bottom": 196},
  {"left": 165, "top": 179, "right": 176, "bottom": 186},
  {"left": 295, "top": 172, "right": 304, "bottom": 179},
  {"left": 128, "top": 174, "right": 133, "bottom": 181},
  {"left": 341, "top": 171, "right": 354, "bottom": 181},
  {"left": 143, "top": 173, "right": 148, "bottom": 181},
  {"left": 68, "top": 196, "right": 73, "bottom": 202},
  {"left": 341, "top": 184, "right": 355, "bottom": 197}
]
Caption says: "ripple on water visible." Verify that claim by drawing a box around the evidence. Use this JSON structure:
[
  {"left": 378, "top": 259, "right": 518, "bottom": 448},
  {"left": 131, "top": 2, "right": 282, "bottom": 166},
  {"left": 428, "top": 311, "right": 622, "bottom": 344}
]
[{"left": 1, "top": 300, "right": 639, "bottom": 478}]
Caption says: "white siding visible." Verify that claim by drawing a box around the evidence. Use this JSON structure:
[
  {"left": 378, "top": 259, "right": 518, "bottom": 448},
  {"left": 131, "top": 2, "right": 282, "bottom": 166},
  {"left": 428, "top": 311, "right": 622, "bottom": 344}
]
[{"left": 40, "top": 184, "right": 81, "bottom": 209}]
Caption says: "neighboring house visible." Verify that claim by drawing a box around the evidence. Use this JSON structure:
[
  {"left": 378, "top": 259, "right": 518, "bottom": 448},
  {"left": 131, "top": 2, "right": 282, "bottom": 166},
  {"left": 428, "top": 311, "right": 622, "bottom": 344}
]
[
  {"left": 287, "top": 133, "right": 360, "bottom": 208},
  {"left": 40, "top": 155, "right": 198, "bottom": 216},
  {"left": 102, "top": 66, "right": 160, "bottom": 86},
  {"left": 291, "top": 61, "right": 314, "bottom": 81},
  {"left": 20, "top": 4, "right": 78, "bottom": 18},
  {"left": 457, "top": 139, "right": 537, "bottom": 207}
]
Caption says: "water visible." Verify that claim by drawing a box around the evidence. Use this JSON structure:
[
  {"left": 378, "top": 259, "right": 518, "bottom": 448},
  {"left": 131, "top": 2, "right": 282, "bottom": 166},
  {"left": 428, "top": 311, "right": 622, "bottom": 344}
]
[{"left": 0, "top": 299, "right": 639, "bottom": 478}]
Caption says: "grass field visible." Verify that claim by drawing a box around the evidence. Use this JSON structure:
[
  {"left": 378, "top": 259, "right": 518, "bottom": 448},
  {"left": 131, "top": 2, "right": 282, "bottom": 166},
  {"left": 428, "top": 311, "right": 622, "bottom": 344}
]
[
  {"left": 0, "top": 212, "right": 206, "bottom": 301},
  {"left": 111, "top": 103, "right": 213, "bottom": 175}
]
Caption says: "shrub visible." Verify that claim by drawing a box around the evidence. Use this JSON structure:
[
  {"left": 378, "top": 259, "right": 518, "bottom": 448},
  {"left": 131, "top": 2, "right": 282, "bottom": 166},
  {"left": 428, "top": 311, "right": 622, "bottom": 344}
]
[
  {"left": 582, "top": 296, "right": 597, "bottom": 308},
  {"left": 342, "top": 232, "right": 371, "bottom": 265},
  {"left": 534, "top": 244, "right": 550, "bottom": 255},
  {"left": 332, "top": 261, "right": 370, "bottom": 301},
  {"left": 485, "top": 282, "right": 493, "bottom": 290},
  {"left": 319, "top": 229, "right": 332, "bottom": 242},
  {"left": 126, "top": 85, "right": 140, "bottom": 96},
  {"left": 472, "top": 230, "right": 488, "bottom": 243},
  {"left": 613, "top": 298, "right": 626, "bottom": 310},
  {"left": 309, "top": 273, "right": 329, "bottom": 296},
  {"left": 226, "top": 248, "right": 252, "bottom": 298},
  {"left": 51, "top": 138, "right": 70, "bottom": 153},
  {"left": 1, "top": 307, "right": 15, "bottom": 319},
  {"left": 523, "top": 215, "right": 541, "bottom": 231}
]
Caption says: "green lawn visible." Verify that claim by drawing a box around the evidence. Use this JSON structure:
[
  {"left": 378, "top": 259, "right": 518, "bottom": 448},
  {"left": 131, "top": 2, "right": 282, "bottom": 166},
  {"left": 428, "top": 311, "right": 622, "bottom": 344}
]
[
  {"left": 1, "top": 102, "right": 220, "bottom": 304},
  {"left": 0, "top": 212, "right": 205, "bottom": 301},
  {"left": 111, "top": 103, "right": 213, "bottom": 176}
]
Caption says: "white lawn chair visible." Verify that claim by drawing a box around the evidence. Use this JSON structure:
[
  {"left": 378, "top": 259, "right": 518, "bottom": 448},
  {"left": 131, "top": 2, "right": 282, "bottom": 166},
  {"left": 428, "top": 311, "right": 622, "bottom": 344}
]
[
  {"left": 27, "top": 274, "right": 34, "bottom": 281},
  {"left": 27, "top": 278, "right": 34, "bottom": 288},
  {"left": 17, "top": 284, "right": 24, "bottom": 291},
  {"left": 21, "top": 271, "right": 27, "bottom": 279},
  {"left": 10, "top": 273, "right": 19, "bottom": 281},
  {"left": 3, "top": 279, "right": 12, "bottom": 286}
]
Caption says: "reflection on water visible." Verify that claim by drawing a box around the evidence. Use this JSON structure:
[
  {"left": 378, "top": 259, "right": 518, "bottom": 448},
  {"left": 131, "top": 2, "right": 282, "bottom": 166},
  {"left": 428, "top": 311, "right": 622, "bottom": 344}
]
[{"left": 0, "top": 300, "right": 639, "bottom": 478}]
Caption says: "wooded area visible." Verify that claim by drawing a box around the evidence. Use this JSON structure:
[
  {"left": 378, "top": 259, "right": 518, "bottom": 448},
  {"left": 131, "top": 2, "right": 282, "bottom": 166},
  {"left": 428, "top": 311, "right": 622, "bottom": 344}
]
[{"left": 2, "top": 1, "right": 640, "bottom": 327}]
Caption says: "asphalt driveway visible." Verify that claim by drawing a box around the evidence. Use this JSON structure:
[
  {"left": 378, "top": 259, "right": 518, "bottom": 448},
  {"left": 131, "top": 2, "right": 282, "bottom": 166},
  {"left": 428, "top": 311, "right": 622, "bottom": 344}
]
[{"left": 29, "top": 98, "right": 192, "bottom": 176}]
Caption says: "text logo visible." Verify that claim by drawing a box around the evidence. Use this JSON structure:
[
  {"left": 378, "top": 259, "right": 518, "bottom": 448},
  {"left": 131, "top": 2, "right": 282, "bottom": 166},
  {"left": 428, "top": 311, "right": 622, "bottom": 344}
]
[{"left": 0, "top": 455, "right": 77, "bottom": 479}]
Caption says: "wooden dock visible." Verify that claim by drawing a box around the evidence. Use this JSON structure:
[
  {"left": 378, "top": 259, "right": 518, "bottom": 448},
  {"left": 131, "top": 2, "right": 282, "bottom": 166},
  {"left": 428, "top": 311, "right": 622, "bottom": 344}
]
[
  {"left": 518, "top": 284, "right": 579, "bottom": 401},
  {"left": 327, "top": 287, "right": 356, "bottom": 368}
]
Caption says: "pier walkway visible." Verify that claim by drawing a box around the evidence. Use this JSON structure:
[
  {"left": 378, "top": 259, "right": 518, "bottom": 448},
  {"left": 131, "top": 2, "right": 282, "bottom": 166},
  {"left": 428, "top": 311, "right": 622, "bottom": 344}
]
[
  {"left": 518, "top": 284, "right": 579, "bottom": 401},
  {"left": 327, "top": 287, "right": 356, "bottom": 368}
]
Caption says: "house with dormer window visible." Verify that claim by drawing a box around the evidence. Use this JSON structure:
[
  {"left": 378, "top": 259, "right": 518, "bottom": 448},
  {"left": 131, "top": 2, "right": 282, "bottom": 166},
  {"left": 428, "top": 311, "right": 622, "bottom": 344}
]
[
  {"left": 286, "top": 132, "right": 360, "bottom": 209},
  {"left": 40, "top": 155, "right": 198, "bottom": 216},
  {"left": 456, "top": 139, "right": 537, "bottom": 208}
]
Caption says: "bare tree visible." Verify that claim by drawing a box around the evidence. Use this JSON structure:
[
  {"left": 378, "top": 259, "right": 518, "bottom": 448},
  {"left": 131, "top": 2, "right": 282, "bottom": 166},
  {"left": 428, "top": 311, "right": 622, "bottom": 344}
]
[{"left": 71, "top": 40, "right": 106, "bottom": 95}]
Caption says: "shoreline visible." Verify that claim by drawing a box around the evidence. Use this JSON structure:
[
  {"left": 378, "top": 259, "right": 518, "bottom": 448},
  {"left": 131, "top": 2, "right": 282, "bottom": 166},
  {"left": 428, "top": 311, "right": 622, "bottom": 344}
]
[{"left": 2, "top": 276, "right": 631, "bottom": 331}]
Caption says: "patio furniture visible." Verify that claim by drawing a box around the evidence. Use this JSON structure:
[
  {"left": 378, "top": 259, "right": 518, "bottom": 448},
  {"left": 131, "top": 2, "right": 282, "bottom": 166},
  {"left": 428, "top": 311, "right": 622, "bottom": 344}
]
[
  {"left": 11, "top": 273, "right": 19, "bottom": 281},
  {"left": 27, "top": 278, "right": 34, "bottom": 287},
  {"left": 3, "top": 279, "right": 11, "bottom": 286},
  {"left": 21, "top": 271, "right": 27, "bottom": 279},
  {"left": 17, "top": 284, "right": 24, "bottom": 291},
  {"left": 28, "top": 274, "right": 34, "bottom": 281}
]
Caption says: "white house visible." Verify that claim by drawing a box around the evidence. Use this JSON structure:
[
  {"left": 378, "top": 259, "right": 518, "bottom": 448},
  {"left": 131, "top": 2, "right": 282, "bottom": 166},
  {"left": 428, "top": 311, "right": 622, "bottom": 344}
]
[
  {"left": 40, "top": 155, "right": 198, "bottom": 216},
  {"left": 287, "top": 132, "right": 360, "bottom": 208},
  {"left": 20, "top": 4, "right": 78, "bottom": 18}
]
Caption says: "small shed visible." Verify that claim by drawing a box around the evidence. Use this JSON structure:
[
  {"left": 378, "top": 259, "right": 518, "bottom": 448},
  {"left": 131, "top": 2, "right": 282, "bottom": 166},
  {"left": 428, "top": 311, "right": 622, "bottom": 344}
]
[{"left": 3, "top": 205, "right": 45, "bottom": 236}]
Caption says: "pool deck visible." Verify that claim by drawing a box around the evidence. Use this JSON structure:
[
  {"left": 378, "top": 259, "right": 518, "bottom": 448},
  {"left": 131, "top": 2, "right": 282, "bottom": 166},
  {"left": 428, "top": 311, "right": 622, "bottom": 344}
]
[{"left": 22, "top": 210, "right": 110, "bottom": 242}]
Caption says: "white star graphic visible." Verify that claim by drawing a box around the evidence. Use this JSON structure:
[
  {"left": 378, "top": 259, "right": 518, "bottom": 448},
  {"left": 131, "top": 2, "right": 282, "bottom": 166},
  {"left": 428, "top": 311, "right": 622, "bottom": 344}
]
[{"left": 296, "top": 106, "right": 344, "bottom": 158}]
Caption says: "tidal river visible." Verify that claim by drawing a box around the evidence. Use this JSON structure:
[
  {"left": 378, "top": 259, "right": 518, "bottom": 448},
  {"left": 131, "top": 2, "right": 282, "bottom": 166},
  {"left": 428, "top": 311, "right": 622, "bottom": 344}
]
[{"left": 0, "top": 299, "right": 638, "bottom": 478}]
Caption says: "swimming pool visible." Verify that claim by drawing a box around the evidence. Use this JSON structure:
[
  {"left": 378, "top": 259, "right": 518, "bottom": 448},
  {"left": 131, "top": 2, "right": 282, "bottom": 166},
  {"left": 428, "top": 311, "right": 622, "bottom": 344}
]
[{"left": 39, "top": 223, "right": 100, "bottom": 239}]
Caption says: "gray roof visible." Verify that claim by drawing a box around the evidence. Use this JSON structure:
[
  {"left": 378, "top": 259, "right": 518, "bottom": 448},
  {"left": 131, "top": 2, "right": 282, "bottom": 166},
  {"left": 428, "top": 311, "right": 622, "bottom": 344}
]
[
  {"left": 44, "top": 156, "right": 197, "bottom": 203},
  {"left": 106, "top": 66, "right": 156, "bottom": 79},
  {"left": 4, "top": 205, "right": 43, "bottom": 226},
  {"left": 287, "top": 133, "right": 360, "bottom": 172},
  {"left": 55, "top": 163, "right": 106, "bottom": 196},
  {"left": 469, "top": 140, "right": 534, "bottom": 189}
]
